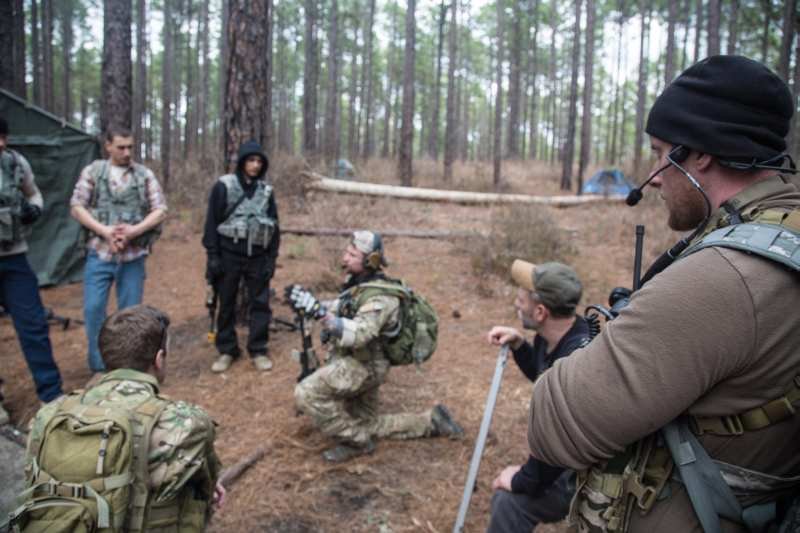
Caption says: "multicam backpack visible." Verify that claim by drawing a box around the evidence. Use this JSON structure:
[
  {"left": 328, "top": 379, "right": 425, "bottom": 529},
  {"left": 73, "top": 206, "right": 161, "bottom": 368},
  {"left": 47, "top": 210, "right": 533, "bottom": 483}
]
[
  {"left": 7, "top": 388, "right": 167, "bottom": 532},
  {"left": 348, "top": 280, "right": 439, "bottom": 366}
]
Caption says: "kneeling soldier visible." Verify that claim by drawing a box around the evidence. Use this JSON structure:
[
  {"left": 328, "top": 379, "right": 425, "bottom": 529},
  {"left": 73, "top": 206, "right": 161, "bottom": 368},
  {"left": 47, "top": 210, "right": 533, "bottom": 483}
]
[
  {"left": 292, "top": 231, "right": 463, "bottom": 462},
  {"left": 13, "top": 305, "right": 224, "bottom": 531}
]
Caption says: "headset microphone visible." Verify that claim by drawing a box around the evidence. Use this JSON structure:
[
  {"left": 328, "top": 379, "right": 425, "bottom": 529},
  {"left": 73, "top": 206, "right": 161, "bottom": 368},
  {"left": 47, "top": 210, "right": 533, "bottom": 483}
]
[
  {"left": 625, "top": 145, "right": 690, "bottom": 207},
  {"left": 626, "top": 163, "right": 669, "bottom": 206}
]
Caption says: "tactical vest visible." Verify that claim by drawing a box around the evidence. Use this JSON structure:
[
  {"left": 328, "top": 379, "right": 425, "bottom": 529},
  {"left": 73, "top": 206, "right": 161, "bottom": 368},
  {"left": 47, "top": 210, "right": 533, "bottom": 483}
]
[
  {"left": 216, "top": 174, "right": 276, "bottom": 256},
  {"left": 9, "top": 371, "right": 209, "bottom": 532},
  {"left": 336, "top": 279, "right": 438, "bottom": 366},
  {"left": 572, "top": 206, "right": 800, "bottom": 533},
  {"left": 0, "top": 149, "right": 24, "bottom": 249},
  {"left": 85, "top": 160, "right": 161, "bottom": 250}
]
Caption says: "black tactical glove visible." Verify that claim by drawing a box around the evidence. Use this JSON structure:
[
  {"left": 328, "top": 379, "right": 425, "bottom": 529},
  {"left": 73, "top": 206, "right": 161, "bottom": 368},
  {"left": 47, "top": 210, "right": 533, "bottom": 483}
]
[
  {"left": 206, "top": 254, "right": 224, "bottom": 282},
  {"left": 20, "top": 201, "right": 42, "bottom": 225}
]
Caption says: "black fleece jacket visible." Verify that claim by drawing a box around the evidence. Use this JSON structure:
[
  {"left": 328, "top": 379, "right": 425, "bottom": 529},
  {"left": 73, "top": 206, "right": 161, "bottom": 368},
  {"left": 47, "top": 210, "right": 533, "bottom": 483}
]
[
  {"left": 202, "top": 141, "right": 280, "bottom": 265},
  {"left": 509, "top": 316, "right": 589, "bottom": 496}
]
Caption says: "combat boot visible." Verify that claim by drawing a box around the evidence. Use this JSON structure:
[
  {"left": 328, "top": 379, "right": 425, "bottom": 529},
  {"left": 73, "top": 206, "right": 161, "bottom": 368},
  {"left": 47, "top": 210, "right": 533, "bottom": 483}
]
[
  {"left": 430, "top": 404, "right": 464, "bottom": 439},
  {"left": 252, "top": 355, "right": 273, "bottom": 371},
  {"left": 211, "top": 354, "right": 234, "bottom": 373},
  {"left": 322, "top": 440, "right": 376, "bottom": 463}
]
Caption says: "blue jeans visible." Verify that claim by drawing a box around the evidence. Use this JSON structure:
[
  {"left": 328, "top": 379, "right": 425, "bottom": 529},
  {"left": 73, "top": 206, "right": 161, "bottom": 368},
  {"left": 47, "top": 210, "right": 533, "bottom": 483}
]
[
  {"left": 0, "top": 253, "right": 63, "bottom": 402},
  {"left": 83, "top": 251, "right": 146, "bottom": 371}
]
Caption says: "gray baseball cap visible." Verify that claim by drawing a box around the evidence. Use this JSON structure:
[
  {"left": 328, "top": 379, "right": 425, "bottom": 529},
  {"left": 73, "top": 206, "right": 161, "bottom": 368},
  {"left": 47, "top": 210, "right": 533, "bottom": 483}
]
[{"left": 510, "top": 260, "right": 582, "bottom": 313}]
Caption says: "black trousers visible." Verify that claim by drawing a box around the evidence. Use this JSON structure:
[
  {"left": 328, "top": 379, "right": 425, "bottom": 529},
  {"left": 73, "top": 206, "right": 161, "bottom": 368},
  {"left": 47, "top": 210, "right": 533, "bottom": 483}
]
[
  {"left": 486, "top": 480, "right": 573, "bottom": 533},
  {"left": 215, "top": 251, "right": 272, "bottom": 357}
]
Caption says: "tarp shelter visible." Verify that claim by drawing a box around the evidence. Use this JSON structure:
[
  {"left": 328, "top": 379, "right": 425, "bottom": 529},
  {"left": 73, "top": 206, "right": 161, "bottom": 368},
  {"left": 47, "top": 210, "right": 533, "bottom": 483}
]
[
  {"left": 0, "top": 89, "right": 100, "bottom": 286},
  {"left": 582, "top": 168, "right": 635, "bottom": 196}
]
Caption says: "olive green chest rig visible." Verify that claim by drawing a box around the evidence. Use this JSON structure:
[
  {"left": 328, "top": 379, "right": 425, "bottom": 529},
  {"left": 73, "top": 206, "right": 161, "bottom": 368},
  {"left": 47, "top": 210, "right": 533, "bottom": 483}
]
[
  {"left": 0, "top": 149, "right": 25, "bottom": 249},
  {"left": 573, "top": 207, "right": 800, "bottom": 533},
  {"left": 85, "top": 160, "right": 161, "bottom": 250},
  {"left": 216, "top": 174, "right": 276, "bottom": 256}
]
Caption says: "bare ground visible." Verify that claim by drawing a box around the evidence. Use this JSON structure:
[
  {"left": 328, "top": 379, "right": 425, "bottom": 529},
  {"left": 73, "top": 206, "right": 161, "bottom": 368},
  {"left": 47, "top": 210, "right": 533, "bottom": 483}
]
[{"left": 0, "top": 162, "right": 677, "bottom": 532}]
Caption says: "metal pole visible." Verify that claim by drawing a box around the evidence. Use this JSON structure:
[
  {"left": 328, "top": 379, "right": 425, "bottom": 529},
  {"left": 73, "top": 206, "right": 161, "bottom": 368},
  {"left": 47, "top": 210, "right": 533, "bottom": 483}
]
[{"left": 453, "top": 345, "right": 510, "bottom": 533}]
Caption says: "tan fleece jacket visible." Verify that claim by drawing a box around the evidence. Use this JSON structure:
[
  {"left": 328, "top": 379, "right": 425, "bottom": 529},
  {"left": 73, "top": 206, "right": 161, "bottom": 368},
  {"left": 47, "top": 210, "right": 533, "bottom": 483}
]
[{"left": 528, "top": 176, "right": 800, "bottom": 531}]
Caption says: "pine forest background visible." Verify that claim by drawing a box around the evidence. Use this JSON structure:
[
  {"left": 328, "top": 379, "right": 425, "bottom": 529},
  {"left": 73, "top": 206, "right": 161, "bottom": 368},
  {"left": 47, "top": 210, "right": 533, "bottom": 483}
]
[{"left": 1, "top": 0, "right": 799, "bottom": 193}]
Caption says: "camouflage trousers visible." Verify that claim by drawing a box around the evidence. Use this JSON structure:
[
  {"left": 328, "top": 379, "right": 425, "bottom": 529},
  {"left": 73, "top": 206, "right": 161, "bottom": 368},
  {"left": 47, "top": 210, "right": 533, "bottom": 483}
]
[{"left": 294, "top": 355, "right": 435, "bottom": 447}]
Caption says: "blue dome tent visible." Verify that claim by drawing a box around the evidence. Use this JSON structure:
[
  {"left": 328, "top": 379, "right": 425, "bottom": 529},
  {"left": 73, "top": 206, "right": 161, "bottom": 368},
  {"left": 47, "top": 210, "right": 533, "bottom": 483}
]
[{"left": 582, "top": 169, "right": 635, "bottom": 196}]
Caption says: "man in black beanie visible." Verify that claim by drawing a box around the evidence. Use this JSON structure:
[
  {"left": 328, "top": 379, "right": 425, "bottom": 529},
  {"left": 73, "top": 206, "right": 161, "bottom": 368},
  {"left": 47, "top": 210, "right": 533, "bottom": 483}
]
[
  {"left": 202, "top": 140, "right": 280, "bottom": 373},
  {"left": 524, "top": 55, "right": 800, "bottom": 532}
]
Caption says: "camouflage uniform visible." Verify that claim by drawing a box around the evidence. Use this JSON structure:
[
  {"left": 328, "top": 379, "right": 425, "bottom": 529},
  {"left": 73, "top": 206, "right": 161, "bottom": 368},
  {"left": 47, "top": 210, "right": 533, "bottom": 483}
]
[
  {"left": 295, "top": 287, "right": 436, "bottom": 448},
  {"left": 27, "top": 369, "right": 220, "bottom": 513}
]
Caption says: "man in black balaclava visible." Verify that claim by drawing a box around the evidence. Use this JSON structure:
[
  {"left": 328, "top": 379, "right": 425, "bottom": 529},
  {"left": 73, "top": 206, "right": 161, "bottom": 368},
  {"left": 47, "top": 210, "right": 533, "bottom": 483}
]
[{"left": 202, "top": 140, "right": 280, "bottom": 373}]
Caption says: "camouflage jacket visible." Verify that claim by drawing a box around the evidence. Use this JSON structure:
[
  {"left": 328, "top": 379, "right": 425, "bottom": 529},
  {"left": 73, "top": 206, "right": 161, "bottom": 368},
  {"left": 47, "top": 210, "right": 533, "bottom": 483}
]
[
  {"left": 328, "top": 281, "right": 401, "bottom": 363},
  {"left": 27, "top": 369, "right": 221, "bottom": 503}
]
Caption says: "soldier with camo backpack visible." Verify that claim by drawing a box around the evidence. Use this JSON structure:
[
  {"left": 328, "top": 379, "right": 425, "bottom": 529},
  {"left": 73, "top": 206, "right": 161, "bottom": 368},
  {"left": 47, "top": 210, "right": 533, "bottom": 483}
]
[
  {"left": 9, "top": 305, "right": 224, "bottom": 532},
  {"left": 202, "top": 140, "right": 280, "bottom": 374},
  {"left": 290, "top": 231, "right": 463, "bottom": 462},
  {"left": 71, "top": 128, "right": 167, "bottom": 375}
]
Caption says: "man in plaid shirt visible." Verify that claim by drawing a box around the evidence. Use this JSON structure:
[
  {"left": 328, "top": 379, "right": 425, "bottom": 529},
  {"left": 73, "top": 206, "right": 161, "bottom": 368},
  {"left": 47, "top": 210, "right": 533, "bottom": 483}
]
[{"left": 70, "top": 128, "right": 167, "bottom": 373}]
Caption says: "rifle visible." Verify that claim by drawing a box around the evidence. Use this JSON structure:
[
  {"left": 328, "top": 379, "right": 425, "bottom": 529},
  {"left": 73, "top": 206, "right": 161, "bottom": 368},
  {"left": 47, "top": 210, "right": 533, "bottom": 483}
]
[
  {"left": 206, "top": 281, "right": 218, "bottom": 343},
  {"left": 284, "top": 285, "right": 324, "bottom": 382},
  {"left": 584, "top": 225, "right": 645, "bottom": 335},
  {"left": 453, "top": 344, "right": 510, "bottom": 533},
  {"left": 294, "top": 312, "right": 319, "bottom": 382}
]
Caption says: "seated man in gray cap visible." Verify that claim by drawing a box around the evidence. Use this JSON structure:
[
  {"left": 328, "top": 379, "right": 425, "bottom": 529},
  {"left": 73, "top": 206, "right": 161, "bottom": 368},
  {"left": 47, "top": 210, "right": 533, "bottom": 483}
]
[
  {"left": 485, "top": 260, "right": 589, "bottom": 533},
  {"left": 290, "top": 230, "right": 463, "bottom": 462}
]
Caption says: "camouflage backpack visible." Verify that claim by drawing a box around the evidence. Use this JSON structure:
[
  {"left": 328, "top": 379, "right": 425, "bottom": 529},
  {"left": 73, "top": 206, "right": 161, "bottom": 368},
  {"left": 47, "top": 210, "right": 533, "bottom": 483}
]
[
  {"left": 349, "top": 280, "right": 438, "bottom": 366},
  {"left": 7, "top": 383, "right": 168, "bottom": 532}
]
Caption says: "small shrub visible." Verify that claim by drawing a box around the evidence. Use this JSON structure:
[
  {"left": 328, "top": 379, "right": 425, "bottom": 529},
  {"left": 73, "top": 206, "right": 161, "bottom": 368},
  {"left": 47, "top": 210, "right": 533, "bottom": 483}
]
[{"left": 470, "top": 203, "right": 576, "bottom": 279}]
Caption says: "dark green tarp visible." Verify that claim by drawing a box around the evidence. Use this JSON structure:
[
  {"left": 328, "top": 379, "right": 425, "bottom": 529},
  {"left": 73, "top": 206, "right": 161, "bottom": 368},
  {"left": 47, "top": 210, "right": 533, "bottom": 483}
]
[{"left": 0, "top": 89, "right": 100, "bottom": 286}]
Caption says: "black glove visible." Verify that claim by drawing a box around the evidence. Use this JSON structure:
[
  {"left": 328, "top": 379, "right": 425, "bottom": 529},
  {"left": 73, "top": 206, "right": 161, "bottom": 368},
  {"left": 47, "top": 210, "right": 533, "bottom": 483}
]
[
  {"left": 206, "top": 254, "right": 224, "bottom": 282},
  {"left": 20, "top": 201, "right": 42, "bottom": 225}
]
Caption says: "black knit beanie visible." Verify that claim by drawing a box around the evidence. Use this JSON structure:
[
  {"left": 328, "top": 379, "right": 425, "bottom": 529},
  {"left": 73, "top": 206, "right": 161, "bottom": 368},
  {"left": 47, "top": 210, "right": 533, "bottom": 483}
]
[{"left": 646, "top": 55, "right": 793, "bottom": 163}]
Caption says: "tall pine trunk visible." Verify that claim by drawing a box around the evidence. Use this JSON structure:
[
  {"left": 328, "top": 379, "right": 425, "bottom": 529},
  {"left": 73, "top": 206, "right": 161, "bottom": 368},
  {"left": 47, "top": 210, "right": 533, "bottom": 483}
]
[
  {"left": 443, "top": 0, "right": 459, "bottom": 181},
  {"left": 31, "top": 0, "right": 41, "bottom": 105},
  {"left": 61, "top": 0, "right": 73, "bottom": 120},
  {"left": 560, "top": 0, "right": 581, "bottom": 191},
  {"left": 398, "top": 0, "right": 416, "bottom": 185},
  {"left": 577, "top": 0, "right": 594, "bottom": 194},
  {"left": 665, "top": 0, "right": 677, "bottom": 84},
  {"left": 726, "top": 0, "right": 739, "bottom": 54},
  {"left": 707, "top": 0, "right": 721, "bottom": 56},
  {"left": 198, "top": 0, "right": 210, "bottom": 156},
  {"left": 223, "top": 0, "right": 271, "bottom": 169},
  {"left": 133, "top": 0, "right": 147, "bottom": 160},
  {"left": 778, "top": 0, "right": 797, "bottom": 82},
  {"left": 505, "top": 0, "right": 521, "bottom": 158},
  {"left": 428, "top": 0, "right": 448, "bottom": 159},
  {"left": 101, "top": 0, "right": 133, "bottom": 133},
  {"left": 361, "top": 0, "right": 376, "bottom": 159},
  {"left": 633, "top": 0, "right": 649, "bottom": 179},
  {"left": 302, "top": 0, "right": 319, "bottom": 155},
  {"left": 42, "top": 0, "right": 54, "bottom": 111},
  {"left": 323, "top": 0, "right": 340, "bottom": 166},
  {"left": 493, "top": 0, "right": 505, "bottom": 187},
  {"left": 161, "top": 0, "right": 174, "bottom": 185}
]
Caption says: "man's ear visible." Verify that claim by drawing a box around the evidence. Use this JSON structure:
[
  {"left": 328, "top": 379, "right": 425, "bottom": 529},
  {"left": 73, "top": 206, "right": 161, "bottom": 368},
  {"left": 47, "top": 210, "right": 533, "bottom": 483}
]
[
  {"left": 695, "top": 152, "right": 713, "bottom": 172},
  {"left": 154, "top": 349, "right": 165, "bottom": 371}
]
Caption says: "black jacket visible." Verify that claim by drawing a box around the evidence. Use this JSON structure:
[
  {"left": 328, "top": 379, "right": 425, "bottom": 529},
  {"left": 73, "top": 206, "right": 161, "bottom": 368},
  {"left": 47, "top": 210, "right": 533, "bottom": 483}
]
[
  {"left": 202, "top": 141, "right": 280, "bottom": 265},
  {"left": 510, "top": 316, "right": 589, "bottom": 496}
]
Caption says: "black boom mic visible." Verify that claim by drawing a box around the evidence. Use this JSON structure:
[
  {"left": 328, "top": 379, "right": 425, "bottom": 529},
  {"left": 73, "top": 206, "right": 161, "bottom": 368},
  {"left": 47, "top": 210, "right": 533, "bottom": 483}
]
[
  {"left": 626, "top": 145, "right": 690, "bottom": 206},
  {"left": 626, "top": 162, "right": 670, "bottom": 206}
]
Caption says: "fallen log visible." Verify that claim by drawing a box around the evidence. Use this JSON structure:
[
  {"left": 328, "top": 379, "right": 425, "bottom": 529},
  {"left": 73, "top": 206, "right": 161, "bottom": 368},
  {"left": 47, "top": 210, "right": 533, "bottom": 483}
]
[
  {"left": 218, "top": 446, "right": 267, "bottom": 488},
  {"left": 301, "top": 172, "right": 626, "bottom": 207},
  {"left": 282, "top": 226, "right": 483, "bottom": 239}
]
